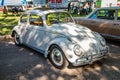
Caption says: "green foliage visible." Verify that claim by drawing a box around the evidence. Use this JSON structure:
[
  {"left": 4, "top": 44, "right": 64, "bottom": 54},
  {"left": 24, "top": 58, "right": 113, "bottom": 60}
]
[
  {"left": 0, "top": 11, "right": 86, "bottom": 35},
  {"left": 0, "top": 26, "right": 14, "bottom": 35},
  {"left": 0, "top": 12, "right": 20, "bottom": 35},
  {"left": 96, "top": 0, "right": 101, "bottom": 8},
  {"left": 71, "top": 13, "right": 86, "bottom": 17}
]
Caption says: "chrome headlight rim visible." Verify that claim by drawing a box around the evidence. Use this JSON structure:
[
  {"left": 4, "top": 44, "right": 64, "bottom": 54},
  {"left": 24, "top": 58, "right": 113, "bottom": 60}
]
[
  {"left": 73, "top": 44, "right": 83, "bottom": 56},
  {"left": 94, "top": 32, "right": 106, "bottom": 46},
  {"left": 100, "top": 38, "right": 106, "bottom": 46}
]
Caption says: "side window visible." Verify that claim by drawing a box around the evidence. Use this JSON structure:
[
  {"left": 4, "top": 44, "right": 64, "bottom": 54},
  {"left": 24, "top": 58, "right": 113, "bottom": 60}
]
[
  {"left": 96, "top": 10, "right": 106, "bottom": 19},
  {"left": 96, "top": 9, "right": 115, "bottom": 20},
  {"left": 59, "top": 13, "right": 70, "bottom": 22},
  {"left": 20, "top": 14, "right": 28, "bottom": 23},
  {"left": 89, "top": 12, "right": 97, "bottom": 19},
  {"left": 46, "top": 13, "right": 57, "bottom": 26},
  {"left": 107, "top": 10, "right": 115, "bottom": 20},
  {"left": 29, "top": 14, "right": 43, "bottom": 26},
  {"left": 117, "top": 10, "right": 120, "bottom": 20}
]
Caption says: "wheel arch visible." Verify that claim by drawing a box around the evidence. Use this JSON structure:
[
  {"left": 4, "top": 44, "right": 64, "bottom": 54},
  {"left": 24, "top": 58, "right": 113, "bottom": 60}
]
[
  {"left": 44, "top": 37, "right": 75, "bottom": 63},
  {"left": 48, "top": 44, "right": 69, "bottom": 69},
  {"left": 11, "top": 30, "right": 16, "bottom": 37},
  {"left": 11, "top": 29, "right": 23, "bottom": 45},
  {"left": 45, "top": 38, "right": 68, "bottom": 57}
]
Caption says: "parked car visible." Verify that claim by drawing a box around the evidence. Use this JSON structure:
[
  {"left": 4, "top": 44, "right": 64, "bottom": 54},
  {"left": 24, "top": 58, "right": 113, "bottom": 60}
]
[
  {"left": 11, "top": 8, "right": 109, "bottom": 69},
  {"left": 75, "top": 7, "right": 120, "bottom": 41}
]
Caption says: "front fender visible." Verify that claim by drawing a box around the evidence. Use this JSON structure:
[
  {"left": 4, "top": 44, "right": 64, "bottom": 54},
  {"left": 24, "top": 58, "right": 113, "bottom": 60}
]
[{"left": 45, "top": 37, "right": 78, "bottom": 63}]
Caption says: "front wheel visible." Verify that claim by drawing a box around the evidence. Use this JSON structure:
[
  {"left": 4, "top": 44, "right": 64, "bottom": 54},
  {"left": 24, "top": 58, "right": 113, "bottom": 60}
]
[
  {"left": 48, "top": 45, "right": 68, "bottom": 69},
  {"left": 14, "top": 32, "right": 21, "bottom": 46}
]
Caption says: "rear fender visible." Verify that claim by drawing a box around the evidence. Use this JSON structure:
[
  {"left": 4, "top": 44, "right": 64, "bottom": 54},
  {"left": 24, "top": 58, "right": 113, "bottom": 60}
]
[
  {"left": 11, "top": 25, "right": 21, "bottom": 37},
  {"left": 11, "top": 25, "right": 23, "bottom": 44}
]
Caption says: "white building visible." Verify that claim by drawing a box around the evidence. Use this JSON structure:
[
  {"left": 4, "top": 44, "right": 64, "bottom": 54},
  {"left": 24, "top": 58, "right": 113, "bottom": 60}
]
[
  {"left": 32, "top": 0, "right": 46, "bottom": 7},
  {"left": 32, "top": 0, "right": 68, "bottom": 8},
  {"left": 0, "top": 0, "right": 26, "bottom": 6},
  {"left": 101, "top": 0, "right": 117, "bottom": 7}
]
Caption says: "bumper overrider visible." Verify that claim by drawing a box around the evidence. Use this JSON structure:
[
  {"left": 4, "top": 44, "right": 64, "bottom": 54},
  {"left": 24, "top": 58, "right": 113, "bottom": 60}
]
[{"left": 72, "top": 46, "right": 109, "bottom": 66}]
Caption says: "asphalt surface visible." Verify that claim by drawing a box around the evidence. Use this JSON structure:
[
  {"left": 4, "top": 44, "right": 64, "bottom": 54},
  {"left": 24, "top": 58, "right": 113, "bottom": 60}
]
[{"left": 0, "top": 36, "right": 120, "bottom": 80}]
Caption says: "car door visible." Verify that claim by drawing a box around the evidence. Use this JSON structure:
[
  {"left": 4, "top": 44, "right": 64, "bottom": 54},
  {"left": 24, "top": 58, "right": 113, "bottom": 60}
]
[
  {"left": 111, "top": 9, "right": 120, "bottom": 39},
  {"left": 87, "top": 9, "right": 116, "bottom": 35},
  {"left": 28, "top": 13, "right": 46, "bottom": 52},
  {"left": 19, "top": 13, "right": 30, "bottom": 44},
  {"left": 77, "top": 18, "right": 98, "bottom": 31}
]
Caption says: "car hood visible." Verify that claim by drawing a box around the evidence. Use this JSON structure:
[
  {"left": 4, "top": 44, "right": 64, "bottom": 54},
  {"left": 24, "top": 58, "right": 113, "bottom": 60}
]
[
  {"left": 49, "top": 23, "right": 91, "bottom": 34},
  {"left": 49, "top": 23, "right": 102, "bottom": 53}
]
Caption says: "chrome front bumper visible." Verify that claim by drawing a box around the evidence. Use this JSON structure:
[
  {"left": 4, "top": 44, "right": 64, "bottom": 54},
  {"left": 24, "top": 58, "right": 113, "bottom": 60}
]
[{"left": 72, "top": 46, "right": 109, "bottom": 66}]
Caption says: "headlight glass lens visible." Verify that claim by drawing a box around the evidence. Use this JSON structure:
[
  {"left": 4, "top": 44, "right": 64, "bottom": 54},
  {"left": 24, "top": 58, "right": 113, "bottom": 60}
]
[
  {"left": 94, "top": 32, "right": 106, "bottom": 46},
  {"left": 100, "top": 38, "right": 106, "bottom": 46},
  {"left": 73, "top": 44, "right": 82, "bottom": 56}
]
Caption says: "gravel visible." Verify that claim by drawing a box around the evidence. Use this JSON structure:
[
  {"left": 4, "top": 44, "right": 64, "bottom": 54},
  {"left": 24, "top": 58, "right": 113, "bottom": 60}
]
[{"left": 0, "top": 36, "right": 120, "bottom": 80}]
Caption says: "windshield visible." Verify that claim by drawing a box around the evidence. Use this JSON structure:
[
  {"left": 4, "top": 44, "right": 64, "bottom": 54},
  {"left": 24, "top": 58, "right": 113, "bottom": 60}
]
[{"left": 46, "top": 12, "right": 74, "bottom": 26}]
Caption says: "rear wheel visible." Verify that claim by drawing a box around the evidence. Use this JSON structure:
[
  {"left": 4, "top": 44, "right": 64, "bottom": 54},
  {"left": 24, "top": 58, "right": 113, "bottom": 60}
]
[
  {"left": 48, "top": 45, "right": 68, "bottom": 69},
  {"left": 14, "top": 32, "right": 21, "bottom": 46}
]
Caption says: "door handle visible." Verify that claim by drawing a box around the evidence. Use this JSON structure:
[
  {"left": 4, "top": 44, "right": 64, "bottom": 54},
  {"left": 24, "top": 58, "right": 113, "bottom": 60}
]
[
  {"left": 91, "top": 21, "right": 96, "bottom": 23},
  {"left": 114, "top": 23, "right": 119, "bottom": 25},
  {"left": 26, "top": 28, "right": 32, "bottom": 30},
  {"left": 26, "top": 28, "right": 29, "bottom": 30},
  {"left": 26, "top": 28, "right": 31, "bottom": 30}
]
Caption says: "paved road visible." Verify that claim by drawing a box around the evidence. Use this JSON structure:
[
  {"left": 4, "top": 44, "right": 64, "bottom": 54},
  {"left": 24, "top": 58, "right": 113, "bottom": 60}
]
[{"left": 0, "top": 38, "right": 120, "bottom": 80}]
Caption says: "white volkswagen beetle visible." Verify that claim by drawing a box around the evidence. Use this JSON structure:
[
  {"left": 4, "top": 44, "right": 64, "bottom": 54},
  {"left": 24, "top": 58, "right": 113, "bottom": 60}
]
[{"left": 11, "top": 9, "right": 109, "bottom": 69}]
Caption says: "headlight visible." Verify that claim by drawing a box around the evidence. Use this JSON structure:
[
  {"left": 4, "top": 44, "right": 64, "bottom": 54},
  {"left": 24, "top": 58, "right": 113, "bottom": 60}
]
[
  {"left": 73, "top": 44, "right": 83, "bottom": 56},
  {"left": 100, "top": 38, "right": 106, "bottom": 46},
  {"left": 94, "top": 32, "right": 106, "bottom": 46}
]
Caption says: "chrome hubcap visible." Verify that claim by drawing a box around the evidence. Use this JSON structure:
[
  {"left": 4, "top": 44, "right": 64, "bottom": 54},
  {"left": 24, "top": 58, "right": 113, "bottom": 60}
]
[{"left": 51, "top": 48, "right": 63, "bottom": 66}]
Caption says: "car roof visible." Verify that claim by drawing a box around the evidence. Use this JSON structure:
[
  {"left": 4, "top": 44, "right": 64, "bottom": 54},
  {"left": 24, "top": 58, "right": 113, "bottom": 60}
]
[
  {"left": 26, "top": 8, "right": 67, "bottom": 15},
  {"left": 95, "top": 7, "right": 120, "bottom": 10},
  {"left": 87, "top": 7, "right": 120, "bottom": 18}
]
